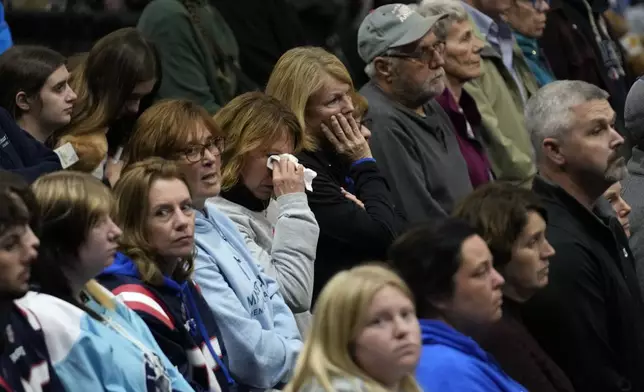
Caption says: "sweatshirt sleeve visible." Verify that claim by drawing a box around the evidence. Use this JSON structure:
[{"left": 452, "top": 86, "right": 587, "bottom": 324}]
[
  {"left": 52, "top": 331, "right": 132, "bottom": 392},
  {"left": 0, "top": 152, "right": 61, "bottom": 183},
  {"left": 463, "top": 63, "right": 535, "bottom": 186},
  {"left": 306, "top": 160, "right": 404, "bottom": 261},
  {"left": 260, "top": 192, "right": 317, "bottom": 313},
  {"left": 0, "top": 127, "right": 61, "bottom": 183},
  {"left": 138, "top": 9, "right": 221, "bottom": 114},
  {"left": 193, "top": 252, "right": 302, "bottom": 389},
  {"left": 367, "top": 120, "right": 449, "bottom": 222}
]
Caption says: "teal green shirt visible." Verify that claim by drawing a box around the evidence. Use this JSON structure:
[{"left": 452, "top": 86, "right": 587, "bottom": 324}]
[{"left": 514, "top": 32, "right": 555, "bottom": 88}]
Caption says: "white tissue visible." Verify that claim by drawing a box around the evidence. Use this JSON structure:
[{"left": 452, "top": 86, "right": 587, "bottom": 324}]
[{"left": 266, "top": 154, "right": 317, "bottom": 192}]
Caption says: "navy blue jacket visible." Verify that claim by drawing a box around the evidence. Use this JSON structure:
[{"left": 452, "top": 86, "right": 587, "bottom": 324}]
[
  {"left": 98, "top": 253, "right": 240, "bottom": 392},
  {"left": 0, "top": 301, "right": 65, "bottom": 392},
  {"left": 0, "top": 107, "right": 61, "bottom": 182}
]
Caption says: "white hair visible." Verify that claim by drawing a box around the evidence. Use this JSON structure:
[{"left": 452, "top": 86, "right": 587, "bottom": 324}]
[
  {"left": 524, "top": 80, "right": 610, "bottom": 162},
  {"left": 416, "top": 0, "right": 469, "bottom": 41},
  {"left": 364, "top": 61, "right": 376, "bottom": 78}
]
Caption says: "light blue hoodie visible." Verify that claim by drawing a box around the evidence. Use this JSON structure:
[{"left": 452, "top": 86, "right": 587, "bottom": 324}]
[
  {"left": 417, "top": 319, "right": 526, "bottom": 392},
  {"left": 193, "top": 201, "right": 303, "bottom": 390},
  {"left": 16, "top": 288, "right": 194, "bottom": 392}
]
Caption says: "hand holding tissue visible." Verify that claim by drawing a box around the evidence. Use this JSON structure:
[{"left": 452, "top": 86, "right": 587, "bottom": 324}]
[{"left": 266, "top": 154, "right": 317, "bottom": 192}]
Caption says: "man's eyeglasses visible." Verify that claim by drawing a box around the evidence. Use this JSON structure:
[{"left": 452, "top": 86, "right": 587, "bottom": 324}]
[
  {"left": 383, "top": 41, "right": 446, "bottom": 66},
  {"left": 181, "top": 137, "right": 225, "bottom": 163}
]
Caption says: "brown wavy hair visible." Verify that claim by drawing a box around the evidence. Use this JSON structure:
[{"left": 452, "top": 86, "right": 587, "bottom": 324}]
[
  {"left": 51, "top": 28, "right": 157, "bottom": 172},
  {"left": 113, "top": 158, "right": 194, "bottom": 285},
  {"left": 452, "top": 182, "right": 547, "bottom": 268},
  {"left": 124, "top": 99, "right": 222, "bottom": 165},
  {"left": 213, "top": 92, "right": 305, "bottom": 191}
]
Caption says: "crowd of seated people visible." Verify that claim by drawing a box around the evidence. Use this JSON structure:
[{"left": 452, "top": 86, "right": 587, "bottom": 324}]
[{"left": 1, "top": 1, "right": 644, "bottom": 392}]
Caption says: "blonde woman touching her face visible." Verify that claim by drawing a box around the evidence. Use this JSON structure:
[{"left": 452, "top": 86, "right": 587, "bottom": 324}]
[
  {"left": 266, "top": 48, "right": 405, "bottom": 304},
  {"left": 285, "top": 264, "right": 422, "bottom": 392}
]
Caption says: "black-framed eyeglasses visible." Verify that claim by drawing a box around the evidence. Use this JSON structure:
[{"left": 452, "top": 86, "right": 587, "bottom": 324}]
[
  {"left": 181, "top": 137, "right": 225, "bottom": 163},
  {"left": 383, "top": 40, "right": 446, "bottom": 65}
]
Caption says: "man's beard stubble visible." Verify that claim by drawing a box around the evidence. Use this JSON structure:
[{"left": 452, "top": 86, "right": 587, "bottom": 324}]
[
  {"left": 604, "top": 156, "right": 627, "bottom": 183},
  {"left": 390, "top": 68, "right": 444, "bottom": 110}
]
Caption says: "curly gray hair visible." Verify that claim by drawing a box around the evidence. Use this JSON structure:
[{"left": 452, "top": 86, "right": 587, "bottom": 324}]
[{"left": 414, "top": 0, "right": 469, "bottom": 41}]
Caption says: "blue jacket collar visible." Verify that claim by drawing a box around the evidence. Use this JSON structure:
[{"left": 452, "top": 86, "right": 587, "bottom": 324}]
[{"left": 101, "top": 252, "right": 183, "bottom": 292}]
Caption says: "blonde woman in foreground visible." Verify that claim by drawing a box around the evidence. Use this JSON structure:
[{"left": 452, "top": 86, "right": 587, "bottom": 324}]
[{"left": 285, "top": 264, "right": 422, "bottom": 392}]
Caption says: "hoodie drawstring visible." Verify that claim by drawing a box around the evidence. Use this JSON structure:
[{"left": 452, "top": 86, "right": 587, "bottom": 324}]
[{"left": 181, "top": 282, "right": 236, "bottom": 388}]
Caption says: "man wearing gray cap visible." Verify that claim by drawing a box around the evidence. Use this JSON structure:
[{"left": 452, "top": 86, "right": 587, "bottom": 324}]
[
  {"left": 621, "top": 77, "right": 644, "bottom": 295},
  {"left": 357, "top": 3, "right": 473, "bottom": 222}
]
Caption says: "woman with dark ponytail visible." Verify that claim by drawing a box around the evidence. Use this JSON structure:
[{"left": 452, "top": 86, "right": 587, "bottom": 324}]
[{"left": 137, "top": 0, "right": 249, "bottom": 113}]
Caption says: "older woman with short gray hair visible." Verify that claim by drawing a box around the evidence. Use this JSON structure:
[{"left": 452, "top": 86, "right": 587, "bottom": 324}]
[{"left": 415, "top": 0, "right": 493, "bottom": 188}]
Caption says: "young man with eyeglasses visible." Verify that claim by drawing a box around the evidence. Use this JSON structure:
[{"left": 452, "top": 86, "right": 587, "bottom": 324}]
[{"left": 357, "top": 3, "right": 474, "bottom": 223}]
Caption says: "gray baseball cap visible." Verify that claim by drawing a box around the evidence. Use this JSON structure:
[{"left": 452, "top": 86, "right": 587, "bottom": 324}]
[{"left": 357, "top": 3, "right": 445, "bottom": 64}]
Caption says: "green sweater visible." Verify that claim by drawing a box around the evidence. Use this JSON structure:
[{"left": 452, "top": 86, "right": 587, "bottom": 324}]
[{"left": 137, "top": 0, "right": 239, "bottom": 113}]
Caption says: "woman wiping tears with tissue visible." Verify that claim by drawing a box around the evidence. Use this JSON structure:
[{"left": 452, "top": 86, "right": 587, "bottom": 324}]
[{"left": 211, "top": 92, "right": 319, "bottom": 335}]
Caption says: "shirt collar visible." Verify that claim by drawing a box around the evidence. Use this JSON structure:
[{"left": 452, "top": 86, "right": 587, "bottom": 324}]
[
  {"left": 462, "top": 1, "right": 494, "bottom": 38},
  {"left": 513, "top": 31, "right": 538, "bottom": 51},
  {"left": 435, "top": 88, "right": 460, "bottom": 113},
  {"left": 462, "top": 2, "right": 514, "bottom": 41}
]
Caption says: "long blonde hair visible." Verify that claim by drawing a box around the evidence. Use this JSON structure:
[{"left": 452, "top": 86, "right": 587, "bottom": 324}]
[
  {"left": 265, "top": 47, "right": 355, "bottom": 151},
  {"left": 285, "top": 264, "right": 422, "bottom": 392},
  {"left": 213, "top": 92, "right": 307, "bottom": 191}
]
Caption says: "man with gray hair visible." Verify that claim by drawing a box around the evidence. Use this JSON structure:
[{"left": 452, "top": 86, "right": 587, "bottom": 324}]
[
  {"left": 620, "top": 78, "right": 644, "bottom": 295},
  {"left": 357, "top": 3, "right": 473, "bottom": 222},
  {"left": 521, "top": 80, "right": 644, "bottom": 392}
]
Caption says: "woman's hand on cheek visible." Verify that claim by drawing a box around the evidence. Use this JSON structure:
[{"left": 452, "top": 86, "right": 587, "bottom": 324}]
[{"left": 321, "top": 114, "right": 372, "bottom": 162}]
